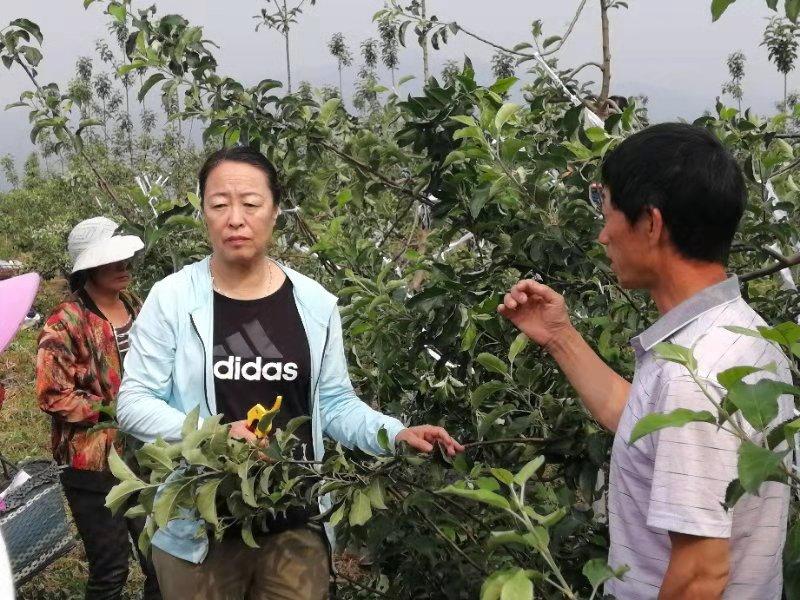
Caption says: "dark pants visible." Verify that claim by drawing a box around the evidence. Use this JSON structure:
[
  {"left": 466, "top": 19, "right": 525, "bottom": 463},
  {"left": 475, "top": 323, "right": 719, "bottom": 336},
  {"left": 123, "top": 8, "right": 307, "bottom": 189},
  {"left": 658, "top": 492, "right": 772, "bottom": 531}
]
[{"left": 61, "top": 469, "right": 161, "bottom": 600}]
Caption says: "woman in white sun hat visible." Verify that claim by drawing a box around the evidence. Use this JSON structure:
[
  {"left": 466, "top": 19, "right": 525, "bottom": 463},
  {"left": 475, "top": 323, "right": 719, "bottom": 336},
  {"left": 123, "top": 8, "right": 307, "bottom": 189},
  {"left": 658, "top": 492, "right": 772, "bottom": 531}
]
[
  {"left": 35, "top": 217, "right": 161, "bottom": 600},
  {"left": 0, "top": 272, "right": 41, "bottom": 600}
]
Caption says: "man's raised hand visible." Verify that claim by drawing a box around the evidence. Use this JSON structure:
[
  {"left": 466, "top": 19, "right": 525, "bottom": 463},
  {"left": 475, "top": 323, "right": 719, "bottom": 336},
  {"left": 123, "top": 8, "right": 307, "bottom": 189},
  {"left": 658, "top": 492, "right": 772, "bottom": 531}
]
[{"left": 497, "top": 279, "right": 572, "bottom": 349}]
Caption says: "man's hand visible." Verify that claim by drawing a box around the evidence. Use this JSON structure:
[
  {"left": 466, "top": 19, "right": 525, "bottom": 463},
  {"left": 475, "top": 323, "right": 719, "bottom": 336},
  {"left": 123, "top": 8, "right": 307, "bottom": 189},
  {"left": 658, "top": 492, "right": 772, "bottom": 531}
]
[
  {"left": 497, "top": 279, "right": 572, "bottom": 349},
  {"left": 396, "top": 425, "right": 465, "bottom": 456},
  {"left": 229, "top": 419, "right": 259, "bottom": 443}
]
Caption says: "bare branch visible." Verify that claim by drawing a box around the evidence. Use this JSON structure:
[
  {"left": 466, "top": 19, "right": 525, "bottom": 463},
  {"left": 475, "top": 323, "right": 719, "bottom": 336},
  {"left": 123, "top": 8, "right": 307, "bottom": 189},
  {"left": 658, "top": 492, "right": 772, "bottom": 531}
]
[
  {"left": 566, "top": 61, "right": 604, "bottom": 78},
  {"left": 541, "top": 0, "right": 590, "bottom": 57}
]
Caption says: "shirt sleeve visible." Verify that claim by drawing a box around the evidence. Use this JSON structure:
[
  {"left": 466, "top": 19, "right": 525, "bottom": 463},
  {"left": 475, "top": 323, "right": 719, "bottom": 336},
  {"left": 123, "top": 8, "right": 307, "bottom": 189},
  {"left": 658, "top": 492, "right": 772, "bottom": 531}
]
[{"left": 647, "top": 373, "right": 738, "bottom": 538}]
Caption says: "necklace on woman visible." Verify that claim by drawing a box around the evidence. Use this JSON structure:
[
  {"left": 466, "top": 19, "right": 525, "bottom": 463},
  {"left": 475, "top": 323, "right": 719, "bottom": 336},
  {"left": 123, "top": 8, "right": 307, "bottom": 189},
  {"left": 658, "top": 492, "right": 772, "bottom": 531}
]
[{"left": 209, "top": 256, "right": 272, "bottom": 298}]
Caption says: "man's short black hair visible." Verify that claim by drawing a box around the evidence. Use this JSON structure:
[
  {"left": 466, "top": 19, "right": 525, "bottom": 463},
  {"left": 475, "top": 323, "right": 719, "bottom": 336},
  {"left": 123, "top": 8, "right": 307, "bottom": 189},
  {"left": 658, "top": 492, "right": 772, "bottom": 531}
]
[
  {"left": 198, "top": 146, "right": 282, "bottom": 206},
  {"left": 600, "top": 123, "right": 746, "bottom": 265}
]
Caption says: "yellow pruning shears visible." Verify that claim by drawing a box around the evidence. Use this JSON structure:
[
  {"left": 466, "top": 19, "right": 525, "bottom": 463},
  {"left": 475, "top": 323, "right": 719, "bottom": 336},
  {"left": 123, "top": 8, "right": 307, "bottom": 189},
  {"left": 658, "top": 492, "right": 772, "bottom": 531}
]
[{"left": 246, "top": 395, "right": 283, "bottom": 439}]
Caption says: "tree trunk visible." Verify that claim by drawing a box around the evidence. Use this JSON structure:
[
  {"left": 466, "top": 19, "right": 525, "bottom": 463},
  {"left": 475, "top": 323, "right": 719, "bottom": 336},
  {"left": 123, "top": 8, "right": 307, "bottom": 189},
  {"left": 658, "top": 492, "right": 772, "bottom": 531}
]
[
  {"left": 102, "top": 99, "right": 109, "bottom": 150},
  {"left": 338, "top": 63, "right": 343, "bottom": 98},
  {"left": 421, "top": 0, "right": 429, "bottom": 82},
  {"left": 599, "top": 0, "right": 612, "bottom": 109},
  {"left": 284, "top": 31, "right": 292, "bottom": 94},
  {"left": 283, "top": 0, "right": 292, "bottom": 94},
  {"left": 391, "top": 67, "right": 396, "bottom": 87},
  {"left": 784, "top": 74, "right": 788, "bottom": 111},
  {"left": 124, "top": 83, "right": 134, "bottom": 169}
]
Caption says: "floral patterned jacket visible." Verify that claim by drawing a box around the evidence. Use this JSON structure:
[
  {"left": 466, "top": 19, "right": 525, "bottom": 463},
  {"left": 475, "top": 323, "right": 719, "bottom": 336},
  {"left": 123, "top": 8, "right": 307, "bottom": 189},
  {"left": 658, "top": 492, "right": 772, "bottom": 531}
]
[{"left": 36, "top": 290, "right": 140, "bottom": 472}]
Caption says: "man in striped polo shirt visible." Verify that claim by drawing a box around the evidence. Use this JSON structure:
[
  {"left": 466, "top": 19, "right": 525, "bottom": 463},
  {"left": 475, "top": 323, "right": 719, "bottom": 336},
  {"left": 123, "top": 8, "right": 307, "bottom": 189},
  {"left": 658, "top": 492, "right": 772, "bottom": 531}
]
[{"left": 498, "top": 123, "right": 792, "bottom": 599}]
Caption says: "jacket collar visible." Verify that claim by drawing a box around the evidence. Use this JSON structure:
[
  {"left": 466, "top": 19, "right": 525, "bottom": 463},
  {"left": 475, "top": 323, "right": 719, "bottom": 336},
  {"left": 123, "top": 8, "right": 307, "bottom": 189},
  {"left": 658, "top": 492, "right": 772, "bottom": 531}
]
[
  {"left": 185, "top": 256, "right": 335, "bottom": 327},
  {"left": 631, "top": 276, "right": 741, "bottom": 354}
]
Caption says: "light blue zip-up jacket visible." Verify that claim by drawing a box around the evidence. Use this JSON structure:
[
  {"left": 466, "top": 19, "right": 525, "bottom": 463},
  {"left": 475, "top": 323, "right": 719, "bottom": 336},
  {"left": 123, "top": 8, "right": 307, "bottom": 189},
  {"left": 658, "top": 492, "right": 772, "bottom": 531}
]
[{"left": 117, "top": 256, "right": 406, "bottom": 562}]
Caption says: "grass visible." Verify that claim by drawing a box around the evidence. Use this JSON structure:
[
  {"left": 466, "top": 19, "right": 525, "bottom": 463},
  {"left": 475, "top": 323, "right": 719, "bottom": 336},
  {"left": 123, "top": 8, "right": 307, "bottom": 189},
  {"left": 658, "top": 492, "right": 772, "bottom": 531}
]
[{"left": 1, "top": 314, "right": 145, "bottom": 599}]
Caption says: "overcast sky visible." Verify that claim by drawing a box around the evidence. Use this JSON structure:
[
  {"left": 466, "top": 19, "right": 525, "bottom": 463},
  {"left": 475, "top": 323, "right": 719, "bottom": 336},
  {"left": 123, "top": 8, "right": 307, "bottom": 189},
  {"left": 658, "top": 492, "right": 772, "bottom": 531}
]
[{"left": 0, "top": 0, "right": 789, "bottom": 181}]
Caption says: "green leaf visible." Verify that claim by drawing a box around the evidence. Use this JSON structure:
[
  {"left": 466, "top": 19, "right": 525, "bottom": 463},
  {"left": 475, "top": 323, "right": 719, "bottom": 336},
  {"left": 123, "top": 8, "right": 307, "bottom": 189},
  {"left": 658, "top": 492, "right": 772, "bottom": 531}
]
[
  {"left": 241, "top": 518, "right": 259, "bottom": 548},
  {"left": 476, "top": 353, "right": 509, "bottom": 376},
  {"left": 711, "top": 0, "right": 737, "bottom": 21},
  {"left": 471, "top": 381, "right": 507, "bottom": 409},
  {"left": 443, "top": 150, "right": 466, "bottom": 168},
  {"left": 107, "top": 446, "right": 141, "bottom": 483},
  {"left": 10, "top": 19, "right": 43, "bottom": 44},
  {"left": 377, "top": 426, "right": 391, "bottom": 453},
  {"left": 367, "top": 478, "right": 388, "bottom": 510},
  {"left": 181, "top": 406, "right": 200, "bottom": 438},
  {"left": 318, "top": 97, "right": 341, "bottom": 125},
  {"left": 738, "top": 441, "right": 787, "bottom": 493},
  {"left": 123, "top": 504, "right": 147, "bottom": 519},
  {"left": 653, "top": 342, "right": 697, "bottom": 371},
  {"left": 153, "top": 480, "right": 192, "bottom": 528},
  {"left": 439, "top": 485, "right": 511, "bottom": 510},
  {"left": 481, "top": 570, "right": 516, "bottom": 600},
  {"left": 489, "top": 77, "right": 518, "bottom": 96},
  {"left": 513, "top": 456, "right": 545, "bottom": 485},
  {"left": 583, "top": 559, "right": 629, "bottom": 593},
  {"left": 727, "top": 379, "right": 799, "bottom": 431},
  {"left": 500, "top": 569, "right": 533, "bottom": 600},
  {"left": 196, "top": 477, "right": 223, "bottom": 527},
  {"left": 717, "top": 365, "right": 764, "bottom": 390},
  {"left": 136, "top": 444, "right": 175, "bottom": 472},
  {"left": 397, "top": 74, "right": 415, "bottom": 86},
  {"left": 788, "top": 0, "right": 800, "bottom": 22},
  {"left": 495, "top": 103, "right": 520, "bottom": 132},
  {"left": 562, "top": 141, "right": 593, "bottom": 160},
  {"left": 584, "top": 127, "right": 608, "bottom": 143},
  {"left": 22, "top": 46, "right": 43, "bottom": 67},
  {"left": 349, "top": 490, "right": 373, "bottom": 526},
  {"left": 454, "top": 126, "right": 483, "bottom": 141},
  {"left": 491, "top": 468, "right": 514, "bottom": 486},
  {"left": 628, "top": 409, "right": 716, "bottom": 445},
  {"left": 508, "top": 333, "right": 529, "bottom": 364},
  {"left": 329, "top": 502, "right": 347, "bottom": 527},
  {"left": 138, "top": 73, "right": 166, "bottom": 102},
  {"left": 108, "top": 2, "right": 127, "bottom": 23},
  {"left": 105, "top": 479, "right": 148, "bottom": 515}
]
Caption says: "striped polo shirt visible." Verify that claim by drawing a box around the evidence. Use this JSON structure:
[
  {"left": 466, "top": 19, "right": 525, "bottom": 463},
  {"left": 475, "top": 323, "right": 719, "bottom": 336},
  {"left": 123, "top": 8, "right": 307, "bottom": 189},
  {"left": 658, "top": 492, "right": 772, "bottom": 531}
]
[{"left": 606, "top": 277, "right": 792, "bottom": 599}]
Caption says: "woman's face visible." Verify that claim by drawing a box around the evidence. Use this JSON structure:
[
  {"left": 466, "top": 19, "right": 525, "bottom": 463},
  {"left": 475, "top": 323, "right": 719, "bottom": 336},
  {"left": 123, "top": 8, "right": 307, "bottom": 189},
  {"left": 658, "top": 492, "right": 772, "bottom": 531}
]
[
  {"left": 202, "top": 161, "right": 279, "bottom": 266},
  {"left": 90, "top": 261, "right": 132, "bottom": 293}
]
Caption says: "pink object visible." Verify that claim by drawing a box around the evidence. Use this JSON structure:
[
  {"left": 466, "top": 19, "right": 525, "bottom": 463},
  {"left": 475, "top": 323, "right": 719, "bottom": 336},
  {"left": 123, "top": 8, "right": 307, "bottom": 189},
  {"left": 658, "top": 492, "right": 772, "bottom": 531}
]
[{"left": 0, "top": 272, "right": 40, "bottom": 354}]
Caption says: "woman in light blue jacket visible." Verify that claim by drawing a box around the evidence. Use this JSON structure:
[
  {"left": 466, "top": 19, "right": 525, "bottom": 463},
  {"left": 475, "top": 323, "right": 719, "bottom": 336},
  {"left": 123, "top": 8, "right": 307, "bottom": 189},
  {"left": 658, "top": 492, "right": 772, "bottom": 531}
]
[{"left": 117, "top": 146, "right": 462, "bottom": 600}]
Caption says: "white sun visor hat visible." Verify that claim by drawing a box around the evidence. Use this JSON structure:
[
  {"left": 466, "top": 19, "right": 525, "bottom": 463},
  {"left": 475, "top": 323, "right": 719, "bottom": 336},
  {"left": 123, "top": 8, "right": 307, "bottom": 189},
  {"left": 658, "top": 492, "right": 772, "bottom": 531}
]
[{"left": 68, "top": 217, "right": 144, "bottom": 274}]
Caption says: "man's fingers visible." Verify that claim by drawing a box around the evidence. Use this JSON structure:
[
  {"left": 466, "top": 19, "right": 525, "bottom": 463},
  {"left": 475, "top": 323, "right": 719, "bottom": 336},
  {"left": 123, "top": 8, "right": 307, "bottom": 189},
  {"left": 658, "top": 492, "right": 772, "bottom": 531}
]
[
  {"left": 502, "top": 293, "right": 518, "bottom": 310},
  {"left": 516, "top": 279, "right": 560, "bottom": 302}
]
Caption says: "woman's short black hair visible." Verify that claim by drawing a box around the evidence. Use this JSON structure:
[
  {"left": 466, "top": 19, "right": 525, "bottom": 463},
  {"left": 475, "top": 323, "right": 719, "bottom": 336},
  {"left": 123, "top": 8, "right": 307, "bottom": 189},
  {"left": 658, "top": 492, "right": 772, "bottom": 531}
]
[
  {"left": 198, "top": 146, "right": 282, "bottom": 206},
  {"left": 600, "top": 123, "right": 746, "bottom": 265}
]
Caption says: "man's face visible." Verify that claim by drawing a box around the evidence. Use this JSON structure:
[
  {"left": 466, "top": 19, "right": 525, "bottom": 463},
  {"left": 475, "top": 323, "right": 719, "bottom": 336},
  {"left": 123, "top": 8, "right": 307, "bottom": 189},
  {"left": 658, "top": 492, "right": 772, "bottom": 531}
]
[
  {"left": 202, "top": 161, "right": 279, "bottom": 265},
  {"left": 597, "top": 187, "right": 658, "bottom": 290}
]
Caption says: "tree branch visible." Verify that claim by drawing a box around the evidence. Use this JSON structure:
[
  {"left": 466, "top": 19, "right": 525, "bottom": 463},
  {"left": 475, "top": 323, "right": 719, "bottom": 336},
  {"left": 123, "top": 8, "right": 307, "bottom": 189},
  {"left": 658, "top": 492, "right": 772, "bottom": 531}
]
[
  {"left": 739, "top": 251, "right": 800, "bottom": 283},
  {"left": 566, "top": 61, "right": 604, "bottom": 78},
  {"left": 541, "top": 0, "right": 590, "bottom": 56},
  {"left": 463, "top": 437, "right": 547, "bottom": 450}
]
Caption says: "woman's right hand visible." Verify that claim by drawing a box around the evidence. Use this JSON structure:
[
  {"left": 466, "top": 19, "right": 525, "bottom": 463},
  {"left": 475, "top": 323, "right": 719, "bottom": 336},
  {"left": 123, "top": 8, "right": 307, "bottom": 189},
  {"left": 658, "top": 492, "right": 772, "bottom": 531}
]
[{"left": 497, "top": 279, "right": 573, "bottom": 350}]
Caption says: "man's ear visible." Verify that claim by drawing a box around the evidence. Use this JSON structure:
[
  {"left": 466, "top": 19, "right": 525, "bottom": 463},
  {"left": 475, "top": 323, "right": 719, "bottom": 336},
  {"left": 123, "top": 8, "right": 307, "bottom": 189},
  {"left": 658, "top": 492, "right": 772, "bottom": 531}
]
[{"left": 647, "top": 206, "right": 665, "bottom": 245}]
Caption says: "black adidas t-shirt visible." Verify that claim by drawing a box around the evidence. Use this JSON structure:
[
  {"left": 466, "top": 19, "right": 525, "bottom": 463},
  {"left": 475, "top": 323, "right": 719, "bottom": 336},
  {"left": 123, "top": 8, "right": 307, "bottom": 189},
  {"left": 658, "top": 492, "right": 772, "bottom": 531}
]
[
  {"left": 213, "top": 277, "right": 317, "bottom": 533},
  {"left": 213, "top": 277, "right": 313, "bottom": 450}
]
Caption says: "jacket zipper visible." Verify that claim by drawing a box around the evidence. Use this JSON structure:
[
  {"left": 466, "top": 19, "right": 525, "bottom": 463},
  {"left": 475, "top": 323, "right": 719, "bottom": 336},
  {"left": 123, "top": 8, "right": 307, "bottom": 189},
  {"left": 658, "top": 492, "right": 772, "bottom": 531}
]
[{"left": 190, "top": 314, "right": 213, "bottom": 416}]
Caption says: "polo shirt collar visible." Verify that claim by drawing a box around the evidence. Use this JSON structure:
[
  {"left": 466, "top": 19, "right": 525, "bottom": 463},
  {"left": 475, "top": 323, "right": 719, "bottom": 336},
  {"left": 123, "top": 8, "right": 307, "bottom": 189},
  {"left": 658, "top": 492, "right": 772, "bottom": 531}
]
[{"left": 631, "top": 276, "right": 741, "bottom": 353}]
